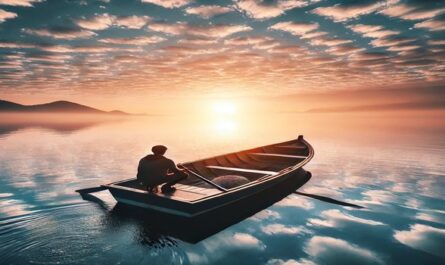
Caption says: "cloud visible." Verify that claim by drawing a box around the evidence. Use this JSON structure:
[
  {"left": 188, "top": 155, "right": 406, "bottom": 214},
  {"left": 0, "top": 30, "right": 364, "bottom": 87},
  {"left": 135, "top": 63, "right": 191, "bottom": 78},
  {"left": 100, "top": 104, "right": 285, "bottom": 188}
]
[
  {"left": 0, "top": 41, "right": 35, "bottom": 49},
  {"left": 380, "top": 3, "right": 445, "bottom": 20},
  {"left": 312, "top": 1, "right": 386, "bottom": 22},
  {"left": 394, "top": 224, "right": 445, "bottom": 258},
  {"left": 75, "top": 14, "right": 151, "bottom": 31},
  {"left": 234, "top": 0, "right": 312, "bottom": 20},
  {"left": 185, "top": 5, "right": 232, "bottom": 18},
  {"left": 349, "top": 24, "right": 399, "bottom": 39},
  {"left": 414, "top": 18, "right": 445, "bottom": 31},
  {"left": 0, "top": 9, "right": 17, "bottom": 22},
  {"left": 0, "top": 0, "right": 42, "bottom": 6},
  {"left": 308, "top": 209, "right": 385, "bottom": 227},
  {"left": 370, "top": 36, "right": 416, "bottom": 47},
  {"left": 99, "top": 36, "right": 165, "bottom": 45},
  {"left": 261, "top": 224, "right": 306, "bottom": 235},
  {"left": 224, "top": 35, "right": 280, "bottom": 49},
  {"left": 114, "top": 15, "right": 151, "bottom": 29},
  {"left": 75, "top": 14, "right": 115, "bottom": 30},
  {"left": 24, "top": 27, "right": 96, "bottom": 39},
  {"left": 309, "top": 36, "right": 352, "bottom": 47},
  {"left": 148, "top": 22, "right": 252, "bottom": 38},
  {"left": 269, "top": 21, "right": 319, "bottom": 37},
  {"left": 305, "top": 236, "right": 383, "bottom": 265},
  {"left": 428, "top": 39, "right": 445, "bottom": 45},
  {"left": 39, "top": 44, "right": 118, "bottom": 53},
  {"left": 178, "top": 36, "right": 217, "bottom": 45},
  {"left": 141, "top": 0, "right": 192, "bottom": 9},
  {"left": 387, "top": 45, "right": 421, "bottom": 52},
  {"left": 327, "top": 44, "right": 364, "bottom": 56}
]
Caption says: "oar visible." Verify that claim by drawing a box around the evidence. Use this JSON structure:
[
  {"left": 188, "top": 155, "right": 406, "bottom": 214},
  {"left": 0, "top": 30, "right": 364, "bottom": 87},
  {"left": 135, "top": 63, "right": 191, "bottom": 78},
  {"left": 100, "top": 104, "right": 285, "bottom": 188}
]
[
  {"left": 75, "top": 186, "right": 108, "bottom": 194},
  {"left": 178, "top": 164, "right": 228, "bottom": 192},
  {"left": 294, "top": 191, "right": 364, "bottom": 209}
]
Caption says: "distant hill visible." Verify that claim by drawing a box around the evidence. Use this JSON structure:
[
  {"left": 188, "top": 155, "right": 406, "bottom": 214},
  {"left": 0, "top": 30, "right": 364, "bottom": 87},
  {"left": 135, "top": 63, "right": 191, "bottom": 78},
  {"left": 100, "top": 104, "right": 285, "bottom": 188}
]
[{"left": 0, "top": 99, "right": 131, "bottom": 115}]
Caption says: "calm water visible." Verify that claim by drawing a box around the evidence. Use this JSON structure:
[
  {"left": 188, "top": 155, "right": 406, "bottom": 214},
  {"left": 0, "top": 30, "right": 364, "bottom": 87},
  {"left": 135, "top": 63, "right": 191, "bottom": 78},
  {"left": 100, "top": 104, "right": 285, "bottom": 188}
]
[{"left": 0, "top": 112, "right": 444, "bottom": 265}]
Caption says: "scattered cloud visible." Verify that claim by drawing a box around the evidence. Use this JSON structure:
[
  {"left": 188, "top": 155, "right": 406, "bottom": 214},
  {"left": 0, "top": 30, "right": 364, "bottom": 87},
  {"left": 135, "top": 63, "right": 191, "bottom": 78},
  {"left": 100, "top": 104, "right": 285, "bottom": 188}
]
[
  {"left": 75, "top": 14, "right": 115, "bottom": 30},
  {"left": 185, "top": 5, "right": 232, "bottom": 18},
  {"left": 312, "top": 1, "right": 387, "bottom": 22},
  {"left": 394, "top": 224, "right": 445, "bottom": 258},
  {"left": 24, "top": 27, "right": 96, "bottom": 39},
  {"left": 224, "top": 35, "right": 280, "bottom": 49},
  {"left": 414, "top": 18, "right": 445, "bottom": 31},
  {"left": 99, "top": 36, "right": 165, "bottom": 45},
  {"left": 148, "top": 22, "right": 252, "bottom": 38},
  {"left": 114, "top": 15, "right": 151, "bottom": 29},
  {"left": 269, "top": 21, "right": 319, "bottom": 37},
  {"left": 380, "top": 3, "right": 445, "bottom": 21},
  {"left": 141, "top": 0, "right": 192, "bottom": 9},
  {"left": 234, "top": 0, "right": 312, "bottom": 20},
  {"left": 0, "top": 0, "right": 42, "bottom": 6},
  {"left": 0, "top": 9, "right": 17, "bottom": 22}
]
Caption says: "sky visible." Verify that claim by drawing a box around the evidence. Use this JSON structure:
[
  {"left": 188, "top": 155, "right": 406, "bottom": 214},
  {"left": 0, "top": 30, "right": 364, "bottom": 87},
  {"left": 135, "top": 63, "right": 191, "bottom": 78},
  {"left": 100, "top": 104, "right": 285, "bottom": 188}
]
[{"left": 0, "top": 0, "right": 445, "bottom": 112}]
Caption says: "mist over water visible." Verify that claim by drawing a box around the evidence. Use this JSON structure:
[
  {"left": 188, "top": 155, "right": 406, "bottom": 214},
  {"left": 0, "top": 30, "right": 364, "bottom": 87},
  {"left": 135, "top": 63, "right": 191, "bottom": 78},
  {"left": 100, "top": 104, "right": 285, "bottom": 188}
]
[{"left": 0, "top": 112, "right": 444, "bottom": 265}]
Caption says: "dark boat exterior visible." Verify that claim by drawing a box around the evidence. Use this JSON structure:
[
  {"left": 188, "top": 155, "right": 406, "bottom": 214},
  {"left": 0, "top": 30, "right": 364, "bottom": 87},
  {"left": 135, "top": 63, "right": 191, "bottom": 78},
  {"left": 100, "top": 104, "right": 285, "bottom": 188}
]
[{"left": 103, "top": 135, "right": 314, "bottom": 218}]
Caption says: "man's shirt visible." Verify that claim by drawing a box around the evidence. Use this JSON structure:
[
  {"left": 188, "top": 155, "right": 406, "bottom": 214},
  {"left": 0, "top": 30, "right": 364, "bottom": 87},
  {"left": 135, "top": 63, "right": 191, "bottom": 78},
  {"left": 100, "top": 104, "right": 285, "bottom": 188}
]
[{"left": 137, "top": 154, "right": 179, "bottom": 185}]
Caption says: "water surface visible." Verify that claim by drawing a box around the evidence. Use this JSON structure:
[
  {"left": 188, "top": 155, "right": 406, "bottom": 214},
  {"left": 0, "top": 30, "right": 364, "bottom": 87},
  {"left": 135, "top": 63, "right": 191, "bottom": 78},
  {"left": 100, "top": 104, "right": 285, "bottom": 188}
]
[{"left": 0, "top": 112, "right": 444, "bottom": 265}]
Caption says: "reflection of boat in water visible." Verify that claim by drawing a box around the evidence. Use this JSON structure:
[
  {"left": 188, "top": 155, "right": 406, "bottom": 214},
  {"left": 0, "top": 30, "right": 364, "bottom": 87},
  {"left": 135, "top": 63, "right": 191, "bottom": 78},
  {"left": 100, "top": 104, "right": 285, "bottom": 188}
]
[{"left": 103, "top": 136, "right": 314, "bottom": 220}]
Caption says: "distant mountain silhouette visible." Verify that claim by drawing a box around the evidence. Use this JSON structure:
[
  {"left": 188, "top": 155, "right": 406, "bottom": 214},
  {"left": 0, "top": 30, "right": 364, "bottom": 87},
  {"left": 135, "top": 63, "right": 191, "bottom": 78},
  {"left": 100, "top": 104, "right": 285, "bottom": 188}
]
[{"left": 0, "top": 99, "right": 131, "bottom": 115}]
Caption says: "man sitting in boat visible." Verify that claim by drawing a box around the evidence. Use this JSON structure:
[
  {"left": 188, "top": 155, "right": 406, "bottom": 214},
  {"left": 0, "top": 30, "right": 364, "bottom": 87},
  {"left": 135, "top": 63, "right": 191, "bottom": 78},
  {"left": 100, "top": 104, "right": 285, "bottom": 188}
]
[{"left": 137, "top": 145, "right": 188, "bottom": 193}]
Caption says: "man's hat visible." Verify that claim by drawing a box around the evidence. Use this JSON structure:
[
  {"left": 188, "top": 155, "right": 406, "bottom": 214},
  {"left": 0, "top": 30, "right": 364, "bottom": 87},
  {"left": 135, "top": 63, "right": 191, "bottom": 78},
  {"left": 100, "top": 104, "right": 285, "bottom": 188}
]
[{"left": 152, "top": 145, "right": 167, "bottom": 155}]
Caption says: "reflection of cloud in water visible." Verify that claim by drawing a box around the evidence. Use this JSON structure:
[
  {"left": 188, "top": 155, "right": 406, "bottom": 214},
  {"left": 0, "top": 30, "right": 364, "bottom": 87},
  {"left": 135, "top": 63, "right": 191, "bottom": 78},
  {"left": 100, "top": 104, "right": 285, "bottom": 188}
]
[
  {"left": 0, "top": 199, "right": 31, "bottom": 217},
  {"left": 261, "top": 224, "right": 307, "bottom": 235},
  {"left": 394, "top": 224, "right": 445, "bottom": 258},
  {"left": 249, "top": 209, "right": 281, "bottom": 222},
  {"left": 357, "top": 190, "right": 398, "bottom": 205},
  {"left": 308, "top": 209, "right": 385, "bottom": 228},
  {"left": 300, "top": 186, "right": 342, "bottom": 197},
  {"left": 305, "top": 236, "right": 383, "bottom": 265},
  {"left": 313, "top": 174, "right": 378, "bottom": 190},
  {"left": 275, "top": 195, "right": 314, "bottom": 210},
  {"left": 185, "top": 232, "right": 265, "bottom": 264},
  {"left": 415, "top": 213, "right": 441, "bottom": 223},
  {"left": 266, "top": 258, "right": 314, "bottom": 265}
]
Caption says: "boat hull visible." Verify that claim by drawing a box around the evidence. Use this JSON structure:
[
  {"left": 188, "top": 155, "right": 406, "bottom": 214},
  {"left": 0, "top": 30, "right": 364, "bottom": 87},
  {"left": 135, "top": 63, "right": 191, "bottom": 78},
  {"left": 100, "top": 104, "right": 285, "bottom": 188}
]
[
  {"left": 107, "top": 167, "right": 310, "bottom": 218},
  {"left": 108, "top": 168, "right": 311, "bottom": 243}
]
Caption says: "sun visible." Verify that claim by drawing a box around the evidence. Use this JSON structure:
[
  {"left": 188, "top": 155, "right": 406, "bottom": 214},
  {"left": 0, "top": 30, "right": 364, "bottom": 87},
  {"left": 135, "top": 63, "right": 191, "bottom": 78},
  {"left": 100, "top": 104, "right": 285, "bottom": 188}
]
[{"left": 212, "top": 101, "right": 237, "bottom": 115}]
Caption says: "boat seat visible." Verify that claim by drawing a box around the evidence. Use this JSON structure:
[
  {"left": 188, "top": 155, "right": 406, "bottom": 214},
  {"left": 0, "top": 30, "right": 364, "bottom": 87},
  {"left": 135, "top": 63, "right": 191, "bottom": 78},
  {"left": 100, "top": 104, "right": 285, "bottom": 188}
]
[
  {"left": 206, "top": 165, "right": 278, "bottom": 175},
  {"left": 250, "top": 153, "right": 306, "bottom": 159}
]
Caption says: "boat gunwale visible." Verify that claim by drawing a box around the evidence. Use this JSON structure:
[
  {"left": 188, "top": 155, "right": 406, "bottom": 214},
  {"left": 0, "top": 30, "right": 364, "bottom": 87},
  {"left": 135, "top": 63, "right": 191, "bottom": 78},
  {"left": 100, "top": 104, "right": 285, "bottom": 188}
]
[{"left": 104, "top": 136, "right": 314, "bottom": 204}]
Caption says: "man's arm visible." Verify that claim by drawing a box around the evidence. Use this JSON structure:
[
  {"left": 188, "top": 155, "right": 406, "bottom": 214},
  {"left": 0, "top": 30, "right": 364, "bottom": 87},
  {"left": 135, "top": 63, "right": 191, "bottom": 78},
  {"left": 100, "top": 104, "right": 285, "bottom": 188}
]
[{"left": 167, "top": 159, "right": 187, "bottom": 175}]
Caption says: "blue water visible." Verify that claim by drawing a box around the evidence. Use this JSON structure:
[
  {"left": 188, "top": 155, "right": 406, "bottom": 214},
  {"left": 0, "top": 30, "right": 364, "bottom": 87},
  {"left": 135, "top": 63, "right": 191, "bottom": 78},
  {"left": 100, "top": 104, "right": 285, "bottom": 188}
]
[{"left": 0, "top": 113, "right": 444, "bottom": 265}]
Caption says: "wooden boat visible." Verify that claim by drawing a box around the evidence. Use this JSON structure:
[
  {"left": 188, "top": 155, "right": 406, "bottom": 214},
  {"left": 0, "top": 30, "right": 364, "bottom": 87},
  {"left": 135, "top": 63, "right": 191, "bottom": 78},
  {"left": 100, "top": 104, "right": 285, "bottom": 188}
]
[{"left": 100, "top": 135, "right": 314, "bottom": 219}]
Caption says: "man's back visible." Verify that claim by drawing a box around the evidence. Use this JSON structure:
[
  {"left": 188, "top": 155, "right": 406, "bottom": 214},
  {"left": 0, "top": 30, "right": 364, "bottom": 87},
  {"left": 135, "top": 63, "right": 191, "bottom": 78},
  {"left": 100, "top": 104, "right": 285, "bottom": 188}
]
[{"left": 137, "top": 154, "right": 176, "bottom": 185}]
